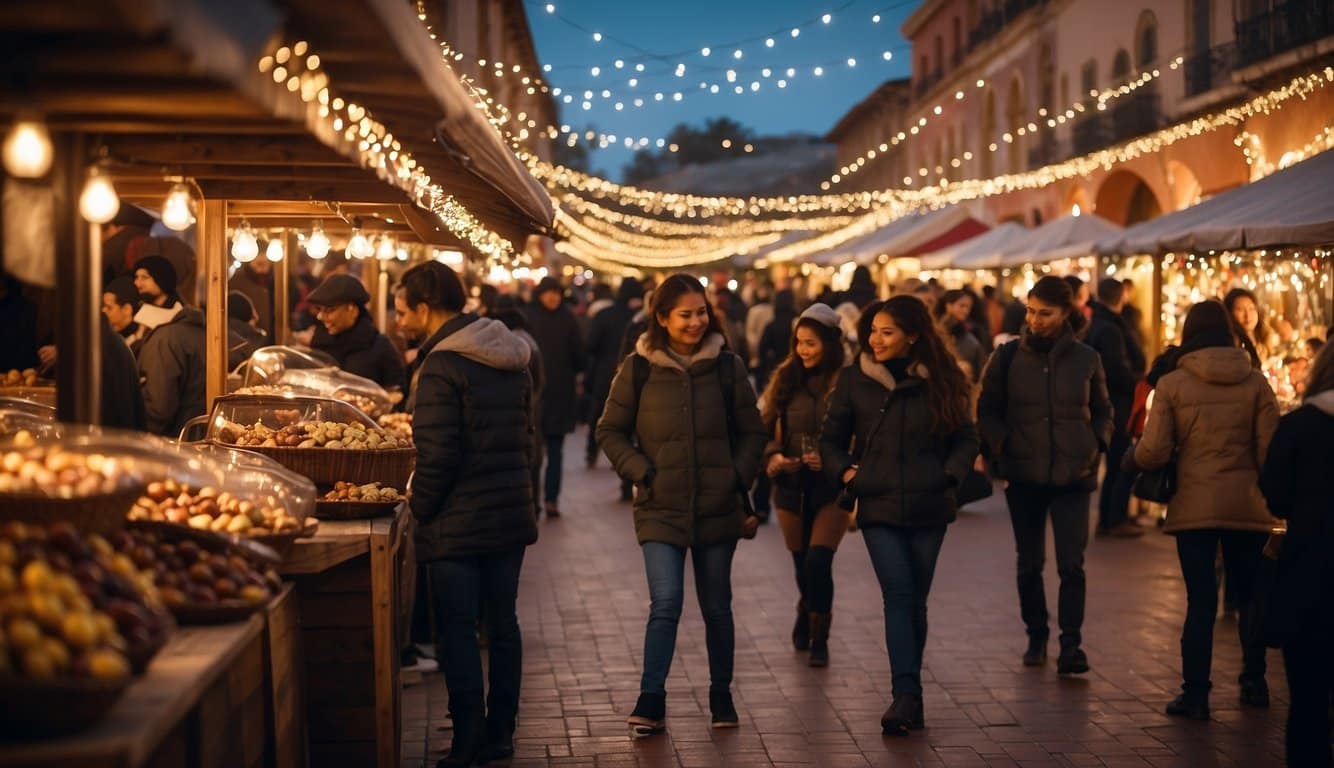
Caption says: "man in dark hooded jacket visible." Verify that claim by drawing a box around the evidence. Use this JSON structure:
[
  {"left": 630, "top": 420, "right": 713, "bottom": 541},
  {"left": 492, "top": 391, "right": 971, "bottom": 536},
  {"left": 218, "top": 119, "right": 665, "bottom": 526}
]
[
  {"left": 524, "top": 277, "right": 587, "bottom": 517},
  {"left": 1086, "top": 278, "right": 1146, "bottom": 537},
  {"left": 307, "top": 274, "right": 406, "bottom": 392},
  {"left": 137, "top": 300, "right": 207, "bottom": 437},
  {"left": 584, "top": 277, "right": 642, "bottom": 467}
]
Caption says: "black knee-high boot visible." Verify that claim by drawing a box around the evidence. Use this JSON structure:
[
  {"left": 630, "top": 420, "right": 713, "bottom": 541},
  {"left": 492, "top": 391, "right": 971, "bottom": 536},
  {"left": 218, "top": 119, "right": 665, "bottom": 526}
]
[
  {"left": 791, "top": 550, "right": 809, "bottom": 651},
  {"left": 806, "top": 546, "right": 836, "bottom": 666}
]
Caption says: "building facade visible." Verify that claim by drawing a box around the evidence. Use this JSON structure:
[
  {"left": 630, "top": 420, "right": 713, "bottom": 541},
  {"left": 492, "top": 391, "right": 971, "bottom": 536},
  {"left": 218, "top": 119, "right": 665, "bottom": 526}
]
[{"left": 829, "top": 0, "right": 1334, "bottom": 226}]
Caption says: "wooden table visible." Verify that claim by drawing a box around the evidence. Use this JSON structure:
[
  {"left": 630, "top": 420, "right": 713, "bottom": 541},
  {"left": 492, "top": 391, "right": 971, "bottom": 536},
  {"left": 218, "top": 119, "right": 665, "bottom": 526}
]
[
  {"left": 0, "top": 586, "right": 298, "bottom": 768},
  {"left": 280, "top": 506, "right": 410, "bottom": 768}
]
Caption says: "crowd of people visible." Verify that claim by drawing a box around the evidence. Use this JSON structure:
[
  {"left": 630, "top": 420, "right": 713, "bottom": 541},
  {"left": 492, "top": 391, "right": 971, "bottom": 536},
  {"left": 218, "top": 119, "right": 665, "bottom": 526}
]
[{"left": 394, "top": 263, "right": 1330, "bottom": 768}]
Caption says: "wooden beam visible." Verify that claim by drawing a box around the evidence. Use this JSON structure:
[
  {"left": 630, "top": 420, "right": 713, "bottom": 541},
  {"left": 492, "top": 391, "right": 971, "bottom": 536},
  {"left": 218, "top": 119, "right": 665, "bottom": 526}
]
[
  {"left": 53, "top": 132, "right": 101, "bottom": 426},
  {"left": 103, "top": 135, "right": 353, "bottom": 167},
  {"left": 194, "top": 179, "right": 412, "bottom": 205},
  {"left": 200, "top": 199, "right": 228, "bottom": 408}
]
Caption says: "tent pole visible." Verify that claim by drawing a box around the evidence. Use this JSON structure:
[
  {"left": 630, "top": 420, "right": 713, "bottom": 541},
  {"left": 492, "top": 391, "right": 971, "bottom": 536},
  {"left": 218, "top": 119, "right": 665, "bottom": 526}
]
[
  {"left": 200, "top": 199, "right": 229, "bottom": 408},
  {"left": 53, "top": 132, "right": 101, "bottom": 426}
]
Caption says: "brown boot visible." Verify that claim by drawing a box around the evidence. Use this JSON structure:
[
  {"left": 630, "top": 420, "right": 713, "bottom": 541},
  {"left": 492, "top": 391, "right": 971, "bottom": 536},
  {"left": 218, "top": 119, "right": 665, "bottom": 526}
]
[{"left": 808, "top": 613, "right": 830, "bottom": 667}]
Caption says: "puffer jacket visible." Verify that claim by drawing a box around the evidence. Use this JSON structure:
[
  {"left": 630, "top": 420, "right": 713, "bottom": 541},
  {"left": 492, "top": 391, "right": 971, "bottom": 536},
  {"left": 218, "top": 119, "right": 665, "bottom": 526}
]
[
  {"left": 137, "top": 307, "right": 207, "bottom": 437},
  {"left": 410, "top": 314, "right": 539, "bottom": 560},
  {"left": 524, "top": 302, "right": 587, "bottom": 437},
  {"left": 1133, "top": 346, "right": 1278, "bottom": 534},
  {"left": 764, "top": 371, "right": 841, "bottom": 512},
  {"left": 311, "top": 310, "right": 406, "bottom": 393},
  {"left": 596, "top": 333, "right": 767, "bottom": 548},
  {"left": 977, "top": 325, "right": 1114, "bottom": 490},
  {"left": 821, "top": 355, "right": 979, "bottom": 529}
]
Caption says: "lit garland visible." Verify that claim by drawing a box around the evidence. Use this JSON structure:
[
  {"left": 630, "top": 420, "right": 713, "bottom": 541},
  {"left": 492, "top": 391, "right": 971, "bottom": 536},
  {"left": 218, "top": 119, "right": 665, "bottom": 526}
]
[
  {"left": 555, "top": 209, "right": 783, "bottom": 265},
  {"left": 257, "top": 41, "right": 516, "bottom": 261},
  {"left": 1235, "top": 125, "right": 1334, "bottom": 180},
  {"left": 825, "top": 54, "right": 1187, "bottom": 189},
  {"left": 557, "top": 193, "right": 860, "bottom": 236}
]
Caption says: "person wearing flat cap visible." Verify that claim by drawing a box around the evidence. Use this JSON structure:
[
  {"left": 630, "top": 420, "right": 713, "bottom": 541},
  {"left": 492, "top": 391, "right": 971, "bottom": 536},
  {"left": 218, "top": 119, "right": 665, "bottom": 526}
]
[{"left": 307, "top": 274, "right": 406, "bottom": 392}]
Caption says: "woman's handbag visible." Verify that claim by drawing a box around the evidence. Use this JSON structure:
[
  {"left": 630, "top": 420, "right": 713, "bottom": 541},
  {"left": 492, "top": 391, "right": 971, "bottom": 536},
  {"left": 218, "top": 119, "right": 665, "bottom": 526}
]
[{"left": 1132, "top": 454, "right": 1177, "bottom": 503}]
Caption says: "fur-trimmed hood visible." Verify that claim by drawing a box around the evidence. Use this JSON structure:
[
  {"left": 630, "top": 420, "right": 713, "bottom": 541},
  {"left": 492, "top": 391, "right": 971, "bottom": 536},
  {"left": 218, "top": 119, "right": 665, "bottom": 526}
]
[
  {"left": 857, "top": 352, "right": 927, "bottom": 392},
  {"left": 635, "top": 332, "right": 725, "bottom": 372}
]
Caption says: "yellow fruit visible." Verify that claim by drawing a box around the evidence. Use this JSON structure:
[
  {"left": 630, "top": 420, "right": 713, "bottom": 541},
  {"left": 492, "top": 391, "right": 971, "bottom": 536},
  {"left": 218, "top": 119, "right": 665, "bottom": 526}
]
[
  {"left": 41, "top": 636, "right": 70, "bottom": 671},
  {"left": 86, "top": 648, "right": 129, "bottom": 681},
  {"left": 29, "top": 593, "right": 64, "bottom": 630},
  {"left": 19, "top": 560, "right": 52, "bottom": 591},
  {"left": 6, "top": 617, "right": 42, "bottom": 650},
  {"left": 0, "top": 565, "right": 15, "bottom": 594},
  {"left": 52, "top": 574, "right": 82, "bottom": 605},
  {"left": 238, "top": 585, "right": 268, "bottom": 603},
  {"left": 21, "top": 648, "right": 55, "bottom": 680},
  {"left": 61, "top": 613, "right": 99, "bottom": 649},
  {"left": 0, "top": 540, "right": 15, "bottom": 566},
  {"left": 93, "top": 613, "right": 116, "bottom": 641}
]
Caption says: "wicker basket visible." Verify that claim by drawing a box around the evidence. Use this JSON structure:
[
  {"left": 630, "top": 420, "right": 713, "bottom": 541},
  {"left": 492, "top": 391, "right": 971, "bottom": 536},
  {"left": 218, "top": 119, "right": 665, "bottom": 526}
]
[
  {"left": 218, "top": 444, "right": 414, "bottom": 488},
  {"left": 0, "top": 486, "right": 143, "bottom": 535},
  {"left": 247, "top": 519, "right": 318, "bottom": 559},
  {"left": 0, "top": 676, "right": 129, "bottom": 737},
  {"left": 315, "top": 499, "right": 401, "bottom": 520}
]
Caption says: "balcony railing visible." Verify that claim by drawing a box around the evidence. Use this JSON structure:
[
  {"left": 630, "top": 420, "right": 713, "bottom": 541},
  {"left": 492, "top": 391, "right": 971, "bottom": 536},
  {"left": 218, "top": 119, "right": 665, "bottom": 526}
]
[
  {"left": 1071, "top": 111, "right": 1112, "bottom": 155},
  {"left": 1028, "top": 137, "right": 1061, "bottom": 168},
  {"left": 1183, "top": 42, "right": 1237, "bottom": 98},
  {"left": 967, "top": 0, "right": 1046, "bottom": 52},
  {"left": 915, "top": 68, "right": 944, "bottom": 98},
  {"left": 1235, "top": 0, "right": 1334, "bottom": 69},
  {"left": 1111, "top": 87, "right": 1161, "bottom": 142}
]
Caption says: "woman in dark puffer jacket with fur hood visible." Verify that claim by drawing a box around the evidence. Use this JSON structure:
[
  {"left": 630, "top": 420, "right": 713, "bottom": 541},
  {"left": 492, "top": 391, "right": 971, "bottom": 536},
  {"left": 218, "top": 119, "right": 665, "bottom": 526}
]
[
  {"left": 597, "top": 274, "right": 767, "bottom": 738},
  {"left": 821, "top": 296, "right": 979, "bottom": 736}
]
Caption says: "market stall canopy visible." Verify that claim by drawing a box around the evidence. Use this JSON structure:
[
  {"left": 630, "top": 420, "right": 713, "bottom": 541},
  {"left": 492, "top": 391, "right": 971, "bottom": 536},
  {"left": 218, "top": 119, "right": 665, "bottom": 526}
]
[
  {"left": 918, "top": 221, "right": 1030, "bottom": 270},
  {"left": 812, "top": 206, "right": 982, "bottom": 267},
  {"left": 1002, "top": 213, "right": 1123, "bottom": 266},
  {"left": 0, "top": 0, "right": 553, "bottom": 251},
  {"left": 1098, "top": 149, "right": 1334, "bottom": 255}
]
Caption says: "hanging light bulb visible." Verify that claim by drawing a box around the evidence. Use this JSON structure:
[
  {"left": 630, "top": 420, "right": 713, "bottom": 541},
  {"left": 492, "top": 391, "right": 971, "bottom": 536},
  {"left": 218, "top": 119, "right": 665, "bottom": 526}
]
[
  {"left": 2, "top": 118, "right": 53, "bottom": 178},
  {"left": 306, "top": 221, "right": 330, "bottom": 259},
  {"left": 265, "top": 237, "right": 285, "bottom": 262},
  {"left": 395, "top": 246, "right": 408, "bottom": 261},
  {"left": 231, "top": 219, "right": 258, "bottom": 262},
  {"left": 161, "top": 183, "right": 195, "bottom": 231},
  {"left": 78, "top": 166, "right": 120, "bottom": 224},
  {"left": 347, "top": 227, "right": 371, "bottom": 260},
  {"left": 375, "top": 235, "right": 395, "bottom": 261}
]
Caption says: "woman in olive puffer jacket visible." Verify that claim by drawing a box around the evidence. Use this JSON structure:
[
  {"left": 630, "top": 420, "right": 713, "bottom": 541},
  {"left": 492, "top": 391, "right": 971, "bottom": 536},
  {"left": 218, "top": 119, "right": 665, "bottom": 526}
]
[
  {"left": 596, "top": 274, "right": 767, "bottom": 738},
  {"left": 976, "top": 276, "right": 1113, "bottom": 677},
  {"left": 1131, "top": 299, "right": 1279, "bottom": 721},
  {"left": 821, "top": 296, "right": 978, "bottom": 736}
]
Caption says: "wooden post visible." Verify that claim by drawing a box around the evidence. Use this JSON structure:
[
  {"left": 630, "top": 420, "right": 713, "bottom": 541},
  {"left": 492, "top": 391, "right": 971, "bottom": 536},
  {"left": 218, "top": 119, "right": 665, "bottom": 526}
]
[
  {"left": 1150, "top": 253, "right": 1164, "bottom": 358},
  {"left": 273, "top": 229, "right": 292, "bottom": 345},
  {"left": 53, "top": 132, "right": 100, "bottom": 426},
  {"left": 200, "top": 199, "right": 228, "bottom": 407}
]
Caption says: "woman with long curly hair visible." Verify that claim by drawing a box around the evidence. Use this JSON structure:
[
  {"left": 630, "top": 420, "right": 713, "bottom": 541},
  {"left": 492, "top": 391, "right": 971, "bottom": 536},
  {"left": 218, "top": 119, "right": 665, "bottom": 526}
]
[
  {"left": 821, "top": 296, "right": 979, "bottom": 735},
  {"left": 932, "top": 288, "right": 988, "bottom": 382},
  {"left": 758, "top": 303, "right": 847, "bottom": 667}
]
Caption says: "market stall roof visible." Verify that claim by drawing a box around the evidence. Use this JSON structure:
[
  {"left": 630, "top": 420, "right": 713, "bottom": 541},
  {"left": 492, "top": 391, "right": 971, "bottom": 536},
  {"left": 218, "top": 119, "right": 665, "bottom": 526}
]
[
  {"left": 812, "top": 206, "right": 982, "bottom": 267},
  {"left": 1097, "top": 149, "right": 1334, "bottom": 255},
  {"left": 1002, "top": 213, "right": 1123, "bottom": 266},
  {"left": 918, "top": 221, "right": 1031, "bottom": 270},
  {"left": 0, "top": 0, "right": 553, "bottom": 251}
]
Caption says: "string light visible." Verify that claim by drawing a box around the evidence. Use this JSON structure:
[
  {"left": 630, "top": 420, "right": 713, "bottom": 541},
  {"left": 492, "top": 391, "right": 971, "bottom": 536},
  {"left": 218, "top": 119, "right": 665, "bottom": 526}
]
[
  {"left": 2, "top": 118, "right": 53, "bottom": 178},
  {"left": 375, "top": 234, "right": 396, "bottom": 261},
  {"left": 306, "top": 221, "right": 330, "bottom": 259},
  {"left": 161, "top": 183, "right": 195, "bottom": 231},
  {"left": 265, "top": 236, "right": 285, "bottom": 263},
  {"left": 231, "top": 220, "right": 258, "bottom": 263},
  {"left": 78, "top": 165, "right": 119, "bottom": 224},
  {"left": 347, "top": 227, "right": 372, "bottom": 260}
]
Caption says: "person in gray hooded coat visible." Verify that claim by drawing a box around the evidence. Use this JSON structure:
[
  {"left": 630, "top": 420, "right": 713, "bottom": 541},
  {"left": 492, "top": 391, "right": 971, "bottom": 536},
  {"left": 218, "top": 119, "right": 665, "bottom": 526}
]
[{"left": 409, "top": 263, "right": 539, "bottom": 768}]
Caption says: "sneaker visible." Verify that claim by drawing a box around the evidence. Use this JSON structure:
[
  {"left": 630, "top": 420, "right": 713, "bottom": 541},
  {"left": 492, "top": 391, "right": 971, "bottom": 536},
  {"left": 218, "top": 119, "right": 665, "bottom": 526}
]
[
  {"left": 709, "top": 689, "right": 739, "bottom": 728},
  {"left": 1165, "top": 694, "right": 1210, "bottom": 720},
  {"left": 880, "top": 693, "right": 919, "bottom": 736},
  {"left": 626, "top": 692, "right": 666, "bottom": 737},
  {"left": 1022, "top": 635, "right": 1047, "bottom": 667},
  {"left": 1056, "top": 646, "right": 1090, "bottom": 675},
  {"left": 1240, "top": 678, "right": 1270, "bottom": 708}
]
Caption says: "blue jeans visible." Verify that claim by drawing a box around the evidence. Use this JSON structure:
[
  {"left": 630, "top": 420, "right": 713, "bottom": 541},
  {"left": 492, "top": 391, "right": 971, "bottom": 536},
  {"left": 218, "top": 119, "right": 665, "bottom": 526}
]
[
  {"left": 640, "top": 540, "right": 737, "bottom": 695},
  {"left": 428, "top": 548, "right": 526, "bottom": 735},
  {"left": 862, "top": 525, "right": 947, "bottom": 696}
]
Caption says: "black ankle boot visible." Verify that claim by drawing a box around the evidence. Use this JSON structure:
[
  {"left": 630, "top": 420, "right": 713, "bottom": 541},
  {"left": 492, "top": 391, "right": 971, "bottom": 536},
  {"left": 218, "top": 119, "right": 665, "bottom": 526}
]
[
  {"left": 437, "top": 691, "right": 485, "bottom": 767},
  {"left": 792, "top": 600, "right": 810, "bottom": 651},
  {"left": 626, "top": 692, "right": 666, "bottom": 737},
  {"left": 709, "top": 688, "right": 739, "bottom": 728},
  {"left": 1240, "top": 677, "right": 1269, "bottom": 708},
  {"left": 1022, "top": 634, "right": 1047, "bottom": 666},
  {"left": 881, "top": 693, "right": 920, "bottom": 736},
  {"left": 1056, "top": 645, "right": 1089, "bottom": 675},
  {"left": 1166, "top": 693, "right": 1210, "bottom": 720},
  {"left": 808, "top": 613, "right": 830, "bottom": 667}
]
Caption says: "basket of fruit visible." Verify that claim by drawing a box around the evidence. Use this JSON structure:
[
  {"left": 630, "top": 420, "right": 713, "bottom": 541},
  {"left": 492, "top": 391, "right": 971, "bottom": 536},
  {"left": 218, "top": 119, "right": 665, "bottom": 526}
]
[
  {"left": 1, "top": 521, "right": 176, "bottom": 737},
  {"left": 0, "top": 439, "right": 145, "bottom": 535},
  {"left": 115, "top": 524, "right": 281, "bottom": 625},
  {"left": 315, "top": 482, "right": 405, "bottom": 520},
  {"left": 0, "top": 369, "right": 56, "bottom": 408},
  {"left": 204, "top": 395, "right": 414, "bottom": 487},
  {"left": 377, "top": 413, "right": 413, "bottom": 444}
]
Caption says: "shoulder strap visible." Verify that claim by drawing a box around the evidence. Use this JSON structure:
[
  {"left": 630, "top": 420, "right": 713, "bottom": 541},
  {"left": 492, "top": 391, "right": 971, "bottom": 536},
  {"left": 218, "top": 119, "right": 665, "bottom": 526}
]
[
  {"left": 628, "top": 353, "right": 650, "bottom": 434},
  {"left": 993, "top": 339, "right": 1020, "bottom": 407}
]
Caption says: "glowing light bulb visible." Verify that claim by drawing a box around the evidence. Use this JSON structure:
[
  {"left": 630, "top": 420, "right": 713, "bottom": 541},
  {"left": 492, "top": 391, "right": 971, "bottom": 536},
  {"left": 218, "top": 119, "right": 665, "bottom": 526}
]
[
  {"left": 347, "top": 228, "right": 371, "bottom": 260},
  {"left": 265, "top": 237, "right": 284, "bottom": 262},
  {"left": 161, "top": 183, "right": 195, "bottom": 231},
  {"left": 231, "top": 220, "right": 258, "bottom": 262},
  {"left": 306, "top": 222, "right": 330, "bottom": 259},
  {"left": 78, "top": 166, "right": 119, "bottom": 224},
  {"left": 376, "top": 235, "right": 395, "bottom": 261},
  {"left": 2, "top": 119, "right": 53, "bottom": 178}
]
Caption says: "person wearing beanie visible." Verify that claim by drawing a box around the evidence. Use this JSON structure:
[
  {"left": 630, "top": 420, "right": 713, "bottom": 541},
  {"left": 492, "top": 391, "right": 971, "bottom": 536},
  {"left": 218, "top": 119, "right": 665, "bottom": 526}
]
[
  {"left": 307, "top": 274, "right": 406, "bottom": 392},
  {"left": 226, "top": 291, "right": 268, "bottom": 370},
  {"left": 102, "top": 275, "right": 147, "bottom": 353},
  {"left": 136, "top": 291, "right": 207, "bottom": 437},
  {"left": 524, "top": 277, "right": 587, "bottom": 517},
  {"left": 757, "top": 302, "right": 849, "bottom": 668},
  {"left": 585, "top": 277, "right": 644, "bottom": 472},
  {"left": 130, "top": 255, "right": 185, "bottom": 333},
  {"left": 102, "top": 205, "right": 198, "bottom": 306}
]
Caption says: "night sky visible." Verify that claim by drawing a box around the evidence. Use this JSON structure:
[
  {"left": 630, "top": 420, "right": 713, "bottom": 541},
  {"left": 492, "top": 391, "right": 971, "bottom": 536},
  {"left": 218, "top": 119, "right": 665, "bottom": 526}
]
[{"left": 526, "top": 0, "right": 922, "bottom": 180}]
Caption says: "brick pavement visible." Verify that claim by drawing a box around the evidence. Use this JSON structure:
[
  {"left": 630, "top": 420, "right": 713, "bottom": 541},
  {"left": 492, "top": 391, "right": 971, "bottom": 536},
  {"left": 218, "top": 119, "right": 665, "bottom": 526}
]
[{"left": 402, "top": 430, "right": 1289, "bottom": 767}]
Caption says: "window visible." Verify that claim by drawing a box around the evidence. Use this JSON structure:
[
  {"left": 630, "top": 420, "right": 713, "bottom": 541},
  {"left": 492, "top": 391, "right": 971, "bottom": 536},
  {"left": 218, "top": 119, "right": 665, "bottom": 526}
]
[
  {"left": 920, "top": 54, "right": 930, "bottom": 79},
  {"left": 1136, "top": 10, "right": 1158, "bottom": 66},
  {"left": 1112, "top": 49, "right": 1131, "bottom": 80},
  {"left": 934, "top": 35, "right": 944, "bottom": 73},
  {"left": 952, "top": 17, "right": 962, "bottom": 64},
  {"left": 1080, "top": 59, "right": 1097, "bottom": 98}
]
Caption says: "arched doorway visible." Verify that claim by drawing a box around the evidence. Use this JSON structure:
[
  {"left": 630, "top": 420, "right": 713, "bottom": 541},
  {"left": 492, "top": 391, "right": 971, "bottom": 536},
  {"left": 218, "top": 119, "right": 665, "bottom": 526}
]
[{"left": 1095, "top": 169, "right": 1163, "bottom": 225}]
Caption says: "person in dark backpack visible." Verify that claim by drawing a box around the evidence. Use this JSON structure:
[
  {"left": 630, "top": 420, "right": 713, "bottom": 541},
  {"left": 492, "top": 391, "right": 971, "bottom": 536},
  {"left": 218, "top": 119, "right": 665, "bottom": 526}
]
[
  {"left": 822, "top": 297, "right": 978, "bottom": 735},
  {"left": 596, "top": 274, "right": 766, "bottom": 737},
  {"left": 758, "top": 303, "right": 847, "bottom": 668},
  {"left": 977, "top": 276, "right": 1113, "bottom": 676}
]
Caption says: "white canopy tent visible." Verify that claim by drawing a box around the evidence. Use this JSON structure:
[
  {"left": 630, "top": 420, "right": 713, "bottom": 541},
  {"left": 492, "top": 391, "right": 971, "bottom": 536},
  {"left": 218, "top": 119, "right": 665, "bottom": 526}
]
[
  {"left": 1098, "top": 148, "right": 1334, "bottom": 255},
  {"left": 1002, "top": 213, "right": 1123, "bottom": 266},
  {"left": 918, "top": 221, "right": 1031, "bottom": 270},
  {"left": 812, "top": 205, "right": 977, "bottom": 267}
]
